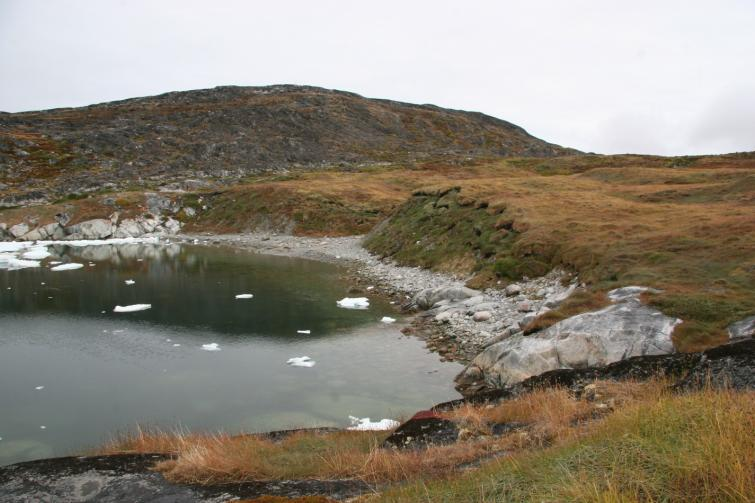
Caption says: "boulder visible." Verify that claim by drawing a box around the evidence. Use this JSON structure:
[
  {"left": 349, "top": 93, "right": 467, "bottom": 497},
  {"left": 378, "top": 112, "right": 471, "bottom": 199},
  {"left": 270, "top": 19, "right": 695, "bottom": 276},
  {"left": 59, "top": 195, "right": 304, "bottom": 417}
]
[
  {"left": 9, "top": 223, "right": 29, "bottom": 238},
  {"left": 728, "top": 316, "right": 755, "bottom": 341},
  {"left": 473, "top": 311, "right": 492, "bottom": 322},
  {"left": 162, "top": 217, "right": 181, "bottom": 234},
  {"left": 457, "top": 286, "right": 680, "bottom": 390},
  {"left": 21, "top": 223, "right": 64, "bottom": 241},
  {"left": 412, "top": 286, "right": 481, "bottom": 310},
  {"left": 113, "top": 219, "right": 144, "bottom": 238},
  {"left": 66, "top": 219, "right": 113, "bottom": 240},
  {"left": 505, "top": 284, "right": 522, "bottom": 297}
]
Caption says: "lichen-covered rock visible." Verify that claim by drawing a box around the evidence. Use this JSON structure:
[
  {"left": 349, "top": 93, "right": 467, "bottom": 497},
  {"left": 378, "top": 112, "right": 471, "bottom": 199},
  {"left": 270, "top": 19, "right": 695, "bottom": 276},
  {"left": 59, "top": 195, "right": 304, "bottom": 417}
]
[{"left": 457, "top": 286, "right": 680, "bottom": 391}]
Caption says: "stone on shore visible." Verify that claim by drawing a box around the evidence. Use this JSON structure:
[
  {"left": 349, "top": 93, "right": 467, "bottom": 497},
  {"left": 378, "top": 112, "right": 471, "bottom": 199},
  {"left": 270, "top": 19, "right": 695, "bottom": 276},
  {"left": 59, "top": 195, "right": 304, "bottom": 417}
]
[{"left": 413, "top": 286, "right": 481, "bottom": 310}]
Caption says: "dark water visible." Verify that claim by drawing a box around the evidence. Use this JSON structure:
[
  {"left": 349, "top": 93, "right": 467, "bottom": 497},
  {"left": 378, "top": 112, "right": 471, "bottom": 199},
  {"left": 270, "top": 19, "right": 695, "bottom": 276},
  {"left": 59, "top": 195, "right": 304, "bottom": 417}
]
[{"left": 0, "top": 243, "right": 461, "bottom": 466}]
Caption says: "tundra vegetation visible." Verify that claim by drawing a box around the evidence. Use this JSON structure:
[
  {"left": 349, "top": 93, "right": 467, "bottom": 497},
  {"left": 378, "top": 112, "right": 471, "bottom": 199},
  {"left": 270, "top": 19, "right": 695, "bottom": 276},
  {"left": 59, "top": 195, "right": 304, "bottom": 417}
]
[{"left": 2, "top": 87, "right": 754, "bottom": 500}]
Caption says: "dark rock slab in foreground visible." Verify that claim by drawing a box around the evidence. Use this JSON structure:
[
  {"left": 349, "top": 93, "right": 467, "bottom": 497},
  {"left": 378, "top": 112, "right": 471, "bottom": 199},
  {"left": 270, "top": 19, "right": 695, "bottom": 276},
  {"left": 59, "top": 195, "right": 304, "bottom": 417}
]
[
  {"left": 383, "top": 410, "right": 459, "bottom": 449},
  {"left": 0, "top": 453, "right": 370, "bottom": 503}
]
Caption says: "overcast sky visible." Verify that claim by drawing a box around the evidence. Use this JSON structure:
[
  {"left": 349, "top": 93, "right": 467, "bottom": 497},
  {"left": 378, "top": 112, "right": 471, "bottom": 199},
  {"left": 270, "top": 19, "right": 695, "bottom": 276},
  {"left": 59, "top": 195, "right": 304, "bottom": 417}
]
[{"left": 1, "top": 0, "right": 754, "bottom": 155}]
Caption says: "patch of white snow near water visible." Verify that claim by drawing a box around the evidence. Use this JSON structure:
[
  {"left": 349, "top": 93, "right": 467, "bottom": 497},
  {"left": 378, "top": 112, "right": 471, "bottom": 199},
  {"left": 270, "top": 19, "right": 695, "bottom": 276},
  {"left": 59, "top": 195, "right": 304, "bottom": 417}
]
[
  {"left": 201, "top": 343, "right": 221, "bottom": 351},
  {"left": 113, "top": 304, "right": 152, "bottom": 313},
  {"left": 336, "top": 297, "right": 369, "bottom": 310},
  {"left": 381, "top": 316, "right": 396, "bottom": 324},
  {"left": 50, "top": 263, "right": 84, "bottom": 271},
  {"left": 235, "top": 294, "right": 254, "bottom": 299},
  {"left": 287, "top": 356, "right": 316, "bottom": 367},
  {"left": 347, "top": 416, "right": 400, "bottom": 431},
  {"left": 297, "top": 330, "right": 311, "bottom": 334}
]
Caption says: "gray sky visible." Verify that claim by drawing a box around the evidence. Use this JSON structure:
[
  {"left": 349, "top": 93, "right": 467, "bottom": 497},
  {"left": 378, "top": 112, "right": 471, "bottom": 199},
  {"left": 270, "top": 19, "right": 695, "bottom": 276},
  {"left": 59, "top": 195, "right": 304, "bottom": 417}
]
[{"left": 1, "top": 0, "right": 754, "bottom": 155}]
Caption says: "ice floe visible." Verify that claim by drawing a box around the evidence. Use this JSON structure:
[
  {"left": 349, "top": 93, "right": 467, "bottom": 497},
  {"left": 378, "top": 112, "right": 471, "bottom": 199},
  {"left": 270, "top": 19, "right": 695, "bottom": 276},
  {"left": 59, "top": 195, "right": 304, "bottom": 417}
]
[
  {"left": 35, "top": 386, "right": 44, "bottom": 390},
  {"left": 336, "top": 297, "right": 369, "bottom": 309},
  {"left": 347, "top": 416, "right": 400, "bottom": 431},
  {"left": 297, "top": 330, "right": 311, "bottom": 334},
  {"left": 0, "top": 255, "right": 41, "bottom": 270},
  {"left": 201, "top": 343, "right": 221, "bottom": 351},
  {"left": 40, "top": 426, "right": 46, "bottom": 430},
  {"left": 113, "top": 304, "right": 152, "bottom": 313},
  {"left": 286, "top": 356, "right": 316, "bottom": 367},
  {"left": 21, "top": 247, "right": 51, "bottom": 260},
  {"left": 125, "top": 279, "right": 136, "bottom": 285},
  {"left": 381, "top": 316, "right": 396, "bottom": 324},
  {"left": 50, "top": 263, "right": 84, "bottom": 271},
  {"left": 235, "top": 293, "right": 254, "bottom": 299}
]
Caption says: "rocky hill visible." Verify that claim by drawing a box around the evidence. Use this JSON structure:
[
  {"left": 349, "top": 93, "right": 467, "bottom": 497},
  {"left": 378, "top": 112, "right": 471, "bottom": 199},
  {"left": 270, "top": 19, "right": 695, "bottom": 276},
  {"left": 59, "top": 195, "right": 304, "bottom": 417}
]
[{"left": 0, "top": 85, "right": 576, "bottom": 206}]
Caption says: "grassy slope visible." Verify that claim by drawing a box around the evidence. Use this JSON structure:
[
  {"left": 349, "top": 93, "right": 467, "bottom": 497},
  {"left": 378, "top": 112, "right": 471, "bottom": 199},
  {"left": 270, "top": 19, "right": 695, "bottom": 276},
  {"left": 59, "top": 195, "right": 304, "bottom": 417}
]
[
  {"left": 101, "top": 383, "right": 754, "bottom": 502},
  {"left": 3, "top": 153, "right": 753, "bottom": 350}
]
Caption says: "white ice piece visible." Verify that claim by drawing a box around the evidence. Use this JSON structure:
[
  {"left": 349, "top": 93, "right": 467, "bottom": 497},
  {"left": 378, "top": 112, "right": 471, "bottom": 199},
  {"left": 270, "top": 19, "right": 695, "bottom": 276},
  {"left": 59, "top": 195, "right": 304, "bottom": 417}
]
[
  {"left": 235, "top": 293, "right": 254, "bottom": 299},
  {"left": 380, "top": 316, "right": 397, "bottom": 324},
  {"left": 113, "top": 304, "right": 152, "bottom": 313},
  {"left": 35, "top": 386, "right": 44, "bottom": 390},
  {"left": 347, "top": 416, "right": 400, "bottom": 431},
  {"left": 125, "top": 279, "right": 136, "bottom": 285},
  {"left": 201, "top": 343, "right": 221, "bottom": 351},
  {"left": 50, "top": 263, "right": 84, "bottom": 271},
  {"left": 336, "top": 297, "right": 369, "bottom": 310},
  {"left": 286, "top": 356, "right": 316, "bottom": 367},
  {"left": 22, "top": 247, "right": 51, "bottom": 260},
  {"left": 297, "top": 330, "right": 311, "bottom": 334}
]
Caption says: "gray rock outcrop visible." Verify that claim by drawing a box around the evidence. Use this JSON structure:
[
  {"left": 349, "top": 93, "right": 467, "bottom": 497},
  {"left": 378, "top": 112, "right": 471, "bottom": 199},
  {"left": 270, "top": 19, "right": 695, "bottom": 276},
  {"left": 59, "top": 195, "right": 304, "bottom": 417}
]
[
  {"left": 456, "top": 286, "right": 681, "bottom": 393},
  {"left": 728, "top": 316, "right": 755, "bottom": 341}
]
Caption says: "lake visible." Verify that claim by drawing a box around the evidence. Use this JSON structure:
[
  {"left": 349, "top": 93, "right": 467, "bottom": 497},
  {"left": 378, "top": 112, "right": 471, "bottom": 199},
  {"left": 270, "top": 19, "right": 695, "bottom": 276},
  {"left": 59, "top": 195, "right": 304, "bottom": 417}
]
[{"left": 0, "top": 242, "right": 462, "bottom": 466}]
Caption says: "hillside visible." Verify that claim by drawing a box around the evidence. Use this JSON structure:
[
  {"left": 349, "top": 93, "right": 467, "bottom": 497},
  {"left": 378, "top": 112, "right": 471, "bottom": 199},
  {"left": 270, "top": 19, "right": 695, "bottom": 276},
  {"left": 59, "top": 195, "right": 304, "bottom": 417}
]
[{"left": 0, "top": 85, "right": 576, "bottom": 207}]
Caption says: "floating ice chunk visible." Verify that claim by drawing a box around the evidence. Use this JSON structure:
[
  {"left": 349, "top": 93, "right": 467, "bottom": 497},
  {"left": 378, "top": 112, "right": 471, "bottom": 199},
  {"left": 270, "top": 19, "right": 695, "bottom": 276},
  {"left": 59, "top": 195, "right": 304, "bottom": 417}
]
[
  {"left": 336, "top": 297, "right": 369, "bottom": 309},
  {"left": 381, "top": 316, "right": 397, "bottom": 324},
  {"left": 297, "top": 330, "right": 311, "bottom": 334},
  {"left": 235, "top": 293, "right": 254, "bottom": 299},
  {"left": 40, "top": 426, "right": 46, "bottom": 430},
  {"left": 0, "top": 255, "right": 41, "bottom": 270},
  {"left": 88, "top": 263, "right": 96, "bottom": 267},
  {"left": 113, "top": 304, "right": 152, "bottom": 313},
  {"left": 125, "top": 279, "right": 135, "bottom": 285},
  {"left": 347, "top": 416, "right": 400, "bottom": 431},
  {"left": 35, "top": 386, "right": 44, "bottom": 390},
  {"left": 201, "top": 343, "right": 221, "bottom": 351},
  {"left": 287, "top": 356, "right": 315, "bottom": 367},
  {"left": 22, "top": 247, "right": 51, "bottom": 260},
  {"left": 173, "top": 343, "right": 181, "bottom": 347},
  {"left": 49, "top": 261, "right": 62, "bottom": 265},
  {"left": 50, "top": 263, "right": 84, "bottom": 271}
]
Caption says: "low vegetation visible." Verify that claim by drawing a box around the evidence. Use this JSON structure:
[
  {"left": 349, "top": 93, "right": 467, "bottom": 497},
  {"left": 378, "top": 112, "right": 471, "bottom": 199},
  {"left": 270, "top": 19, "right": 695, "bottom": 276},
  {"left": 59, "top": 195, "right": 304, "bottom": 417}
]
[
  {"left": 101, "top": 381, "right": 754, "bottom": 502},
  {"left": 3, "top": 153, "right": 753, "bottom": 350}
]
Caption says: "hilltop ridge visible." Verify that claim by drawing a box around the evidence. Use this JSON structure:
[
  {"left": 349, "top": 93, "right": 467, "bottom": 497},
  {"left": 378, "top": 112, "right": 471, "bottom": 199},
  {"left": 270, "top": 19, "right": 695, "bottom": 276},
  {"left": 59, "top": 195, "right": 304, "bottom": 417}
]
[{"left": 0, "top": 85, "right": 576, "bottom": 205}]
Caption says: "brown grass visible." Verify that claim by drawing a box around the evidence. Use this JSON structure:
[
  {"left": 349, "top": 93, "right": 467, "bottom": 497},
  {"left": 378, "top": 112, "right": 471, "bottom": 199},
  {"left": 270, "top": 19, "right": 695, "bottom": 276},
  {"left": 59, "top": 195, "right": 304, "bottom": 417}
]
[
  {"left": 522, "top": 289, "right": 610, "bottom": 334},
  {"left": 101, "top": 380, "right": 674, "bottom": 488}
]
